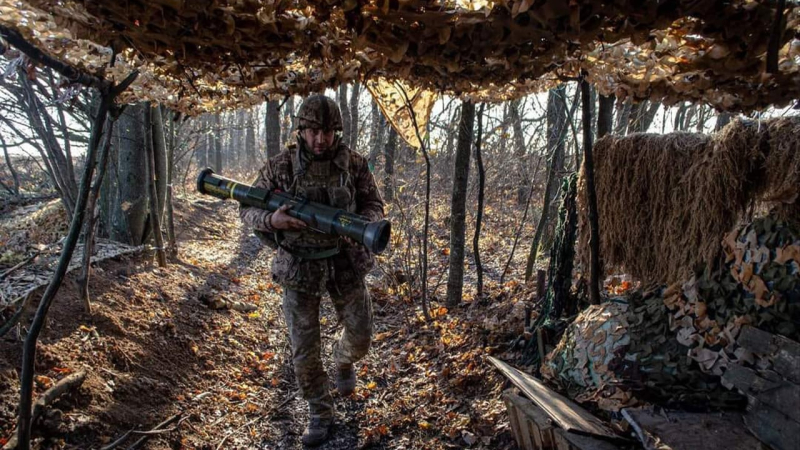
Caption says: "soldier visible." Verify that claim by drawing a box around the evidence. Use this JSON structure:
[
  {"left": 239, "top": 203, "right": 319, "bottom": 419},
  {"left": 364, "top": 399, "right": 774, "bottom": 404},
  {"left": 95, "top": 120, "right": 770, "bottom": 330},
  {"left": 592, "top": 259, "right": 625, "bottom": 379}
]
[{"left": 239, "top": 94, "right": 385, "bottom": 446}]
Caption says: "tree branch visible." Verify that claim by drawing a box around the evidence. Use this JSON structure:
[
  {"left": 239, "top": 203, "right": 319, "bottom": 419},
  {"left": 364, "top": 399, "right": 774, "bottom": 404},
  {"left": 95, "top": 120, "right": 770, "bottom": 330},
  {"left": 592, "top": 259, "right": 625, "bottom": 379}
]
[{"left": 0, "top": 25, "right": 109, "bottom": 91}]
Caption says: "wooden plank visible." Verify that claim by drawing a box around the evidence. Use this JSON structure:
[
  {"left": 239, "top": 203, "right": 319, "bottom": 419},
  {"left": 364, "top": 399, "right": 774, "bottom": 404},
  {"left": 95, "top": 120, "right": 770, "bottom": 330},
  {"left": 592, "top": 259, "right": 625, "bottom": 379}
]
[
  {"left": 738, "top": 325, "right": 800, "bottom": 384},
  {"left": 554, "top": 429, "right": 621, "bottom": 450},
  {"left": 517, "top": 409, "right": 537, "bottom": 450},
  {"left": 554, "top": 431, "right": 573, "bottom": 450},
  {"left": 744, "top": 401, "right": 800, "bottom": 450},
  {"left": 723, "top": 363, "right": 800, "bottom": 422},
  {"left": 504, "top": 390, "right": 552, "bottom": 449},
  {"left": 513, "top": 391, "right": 556, "bottom": 449},
  {"left": 488, "top": 356, "right": 619, "bottom": 440},
  {"left": 622, "top": 407, "right": 764, "bottom": 450},
  {"left": 503, "top": 390, "right": 528, "bottom": 449}
]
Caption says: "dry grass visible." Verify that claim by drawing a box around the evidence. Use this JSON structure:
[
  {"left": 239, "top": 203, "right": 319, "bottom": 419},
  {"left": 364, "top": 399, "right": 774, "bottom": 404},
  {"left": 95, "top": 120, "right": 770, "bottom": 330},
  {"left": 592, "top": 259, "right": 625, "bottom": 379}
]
[{"left": 579, "top": 117, "right": 800, "bottom": 283}]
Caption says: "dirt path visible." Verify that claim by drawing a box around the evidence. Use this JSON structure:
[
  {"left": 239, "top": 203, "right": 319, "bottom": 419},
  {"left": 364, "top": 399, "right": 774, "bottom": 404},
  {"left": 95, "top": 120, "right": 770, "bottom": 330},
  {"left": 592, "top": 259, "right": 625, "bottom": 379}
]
[{"left": 0, "top": 196, "right": 518, "bottom": 449}]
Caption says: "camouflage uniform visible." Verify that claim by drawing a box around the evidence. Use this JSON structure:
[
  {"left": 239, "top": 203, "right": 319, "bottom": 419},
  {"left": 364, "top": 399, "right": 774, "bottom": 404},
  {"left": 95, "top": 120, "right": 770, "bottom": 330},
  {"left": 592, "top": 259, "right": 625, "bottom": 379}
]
[{"left": 239, "top": 101, "right": 384, "bottom": 420}]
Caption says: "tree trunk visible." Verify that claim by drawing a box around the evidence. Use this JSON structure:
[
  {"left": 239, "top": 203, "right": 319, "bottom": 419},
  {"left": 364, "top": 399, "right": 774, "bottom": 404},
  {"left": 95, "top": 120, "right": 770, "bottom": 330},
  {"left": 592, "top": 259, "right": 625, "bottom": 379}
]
[
  {"left": 547, "top": 173, "right": 579, "bottom": 318},
  {"left": 112, "top": 102, "right": 149, "bottom": 245},
  {"left": 349, "top": 82, "right": 360, "bottom": 150},
  {"left": 197, "top": 115, "right": 208, "bottom": 168},
  {"left": 0, "top": 134, "right": 20, "bottom": 196},
  {"left": 246, "top": 108, "right": 257, "bottom": 167},
  {"left": 151, "top": 105, "right": 167, "bottom": 221},
  {"left": 509, "top": 98, "right": 530, "bottom": 203},
  {"left": 473, "top": 104, "right": 486, "bottom": 298},
  {"left": 597, "top": 94, "right": 614, "bottom": 138},
  {"left": 628, "top": 100, "right": 660, "bottom": 133},
  {"left": 674, "top": 102, "right": 687, "bottom": 131},
  {"left": 715, "top": 112, "right": 732, "bottom": 131},
  {"left": 213, "top": 113, "right": 222, "bottom": 172},
  {"left": 444, "top": 106, "right": 459, "bottom": 164},
  {"left": 581, "top": 79, "right": 601, "bottom": 305},
  {"left": 165, "top": 110, "right": 177, "bottom": 258},
  {"left": 383, "top": 127, "right": 397, "bottom": 202},
  {"left": 446, "top": 101, "right": 475, "bottom": 307},
  {"left": 144, "top": 105, "right": 166, "bottom": 267},
  {"left": 524, "top": 87, "right": 567, "bottom": 282},
  {"left": 682, "top": 105, "right": 697, "bottom": 131},
  {"left": 265, "top": 100, "right": 281, "bottom": 159},
  {"left": 78, "top": 118, "right": 115, "bottom": 313},
  {"left": 614, "top": 98, "right": 632, "bottom": 135},
  {"left": 695, "top": 105, "right": 708, "bottom": 132},
  {"left": 282, "top": 96, "right": 295, "bottom": 149},
  {"left": 18, "top": 71, "right": 77, "bottom": 215},
  {"left": 368, "top": 100, "right": 384, "bottom": 171},
  {"left": 499, "top": 102, "right": 510, "bottom": 157},
  {"left": 339, "top": 85, "right": 352, "bottom": 148}
]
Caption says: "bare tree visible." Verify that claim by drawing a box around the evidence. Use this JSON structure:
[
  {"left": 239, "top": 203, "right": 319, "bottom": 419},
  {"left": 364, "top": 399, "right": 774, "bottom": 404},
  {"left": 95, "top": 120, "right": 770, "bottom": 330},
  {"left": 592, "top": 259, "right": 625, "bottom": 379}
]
[
  {"left": 349, "top": 82, "right": 361, "bottom": 150},
  {"left": 384, "top": 127, "right": 397, "bottom": 201},
  {"left": 446, "top": 100, "right": 475, "bottom": 307},
  {"left": 473, "top": 103, "right": 486, "bottom": 298},
  {"left": 339, "top": 84, "right": 352, "bottom": 147},
  {"left": 597, "top": 94, "right": 615, "bottom": 138},
  {"left": 265, "top": 100, "right": 281, "bottom": 158},
  {"left": 525, "top": 86, "right": 567, "bottom": 282},
  {"left": 368, "top": 99, "right": 384, "bottom": 171},
  {"left": 0, "top": 134, "right": 20, "bottom": 196}
]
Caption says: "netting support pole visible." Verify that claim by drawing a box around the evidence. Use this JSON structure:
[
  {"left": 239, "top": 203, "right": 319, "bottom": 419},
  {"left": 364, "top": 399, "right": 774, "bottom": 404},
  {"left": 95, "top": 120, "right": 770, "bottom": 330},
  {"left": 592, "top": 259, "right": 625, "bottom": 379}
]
[{"left": 580, "top": 76, "right": 601, "bottom": 305}]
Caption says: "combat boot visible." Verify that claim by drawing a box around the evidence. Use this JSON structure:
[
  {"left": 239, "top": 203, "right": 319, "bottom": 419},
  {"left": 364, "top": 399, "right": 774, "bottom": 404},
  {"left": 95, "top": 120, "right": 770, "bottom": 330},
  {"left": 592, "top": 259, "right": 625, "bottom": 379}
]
[
  {"left": 301, "top": 415, "right": 333, "bottom": 446},
  {"left": 335, "top": 364, "right": 356, "bottom": 396}
]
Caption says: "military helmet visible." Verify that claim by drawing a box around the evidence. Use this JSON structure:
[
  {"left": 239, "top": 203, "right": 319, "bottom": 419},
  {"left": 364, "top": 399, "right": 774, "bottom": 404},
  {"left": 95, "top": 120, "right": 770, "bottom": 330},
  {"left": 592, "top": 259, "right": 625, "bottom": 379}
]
[{"left": 296, "top": 94, "right": 343, "bottom": 131}]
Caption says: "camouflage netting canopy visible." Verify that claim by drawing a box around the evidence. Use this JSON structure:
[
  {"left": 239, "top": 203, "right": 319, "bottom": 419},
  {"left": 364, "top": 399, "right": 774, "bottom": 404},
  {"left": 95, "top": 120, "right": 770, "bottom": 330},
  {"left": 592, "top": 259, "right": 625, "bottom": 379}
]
[{"left": 1, "top": 0, "right": 799, "bottom": 113}]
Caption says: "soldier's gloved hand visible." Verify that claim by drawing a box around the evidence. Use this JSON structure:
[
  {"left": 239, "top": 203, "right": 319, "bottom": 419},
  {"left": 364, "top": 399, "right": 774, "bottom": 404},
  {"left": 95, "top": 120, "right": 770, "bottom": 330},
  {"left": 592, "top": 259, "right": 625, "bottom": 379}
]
[{"left": 270, "top": 205, "right": 307, "bottom": 230}]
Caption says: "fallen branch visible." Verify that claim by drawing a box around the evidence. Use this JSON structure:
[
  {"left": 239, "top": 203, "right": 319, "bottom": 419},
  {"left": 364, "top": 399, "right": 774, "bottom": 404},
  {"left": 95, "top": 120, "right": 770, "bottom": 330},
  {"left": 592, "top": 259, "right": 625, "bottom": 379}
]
[
  {"left": 0, "top": 253, "right": 40, "bottom": 281},
  {"left": 99, "top": 430, "right": 133, "bottom": 450},
  {"left": 215, "top": 391, "right": 297, "bottom": 450},
  {"left": 2, "top": 371, "right": 87, "bottom": 450},
  {"left": 125, "top": 413, "right": 183, "bottom": 450},
  {"left": 0, "top": 292, "right": 34, "bottom": 339}
]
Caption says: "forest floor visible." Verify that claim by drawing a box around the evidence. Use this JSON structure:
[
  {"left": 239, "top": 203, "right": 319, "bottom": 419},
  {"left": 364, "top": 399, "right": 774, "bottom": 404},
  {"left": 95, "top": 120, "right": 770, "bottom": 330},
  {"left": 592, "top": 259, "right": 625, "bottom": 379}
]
[{"left": 0, "top": 193, "right": 537, "bottom": 449}]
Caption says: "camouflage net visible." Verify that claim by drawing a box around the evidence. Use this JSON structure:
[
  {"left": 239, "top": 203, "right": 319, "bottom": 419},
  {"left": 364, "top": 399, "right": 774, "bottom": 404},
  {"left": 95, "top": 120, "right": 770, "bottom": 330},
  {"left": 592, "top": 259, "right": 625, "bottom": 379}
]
[
  {"left": 544, "top": 215, "right": 800, "bottom": 412},
  {"left": 1, "top": 0, "right": 799, "bottom": 112},
  {"left": 578, "top": 116, "right": 800, "bottom": 284}
]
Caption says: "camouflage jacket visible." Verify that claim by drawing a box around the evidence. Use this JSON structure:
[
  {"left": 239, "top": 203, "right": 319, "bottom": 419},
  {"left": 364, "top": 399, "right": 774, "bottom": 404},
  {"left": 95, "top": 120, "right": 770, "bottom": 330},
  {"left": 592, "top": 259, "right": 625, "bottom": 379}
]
[{"left": 239, "top": 141, "right": 385, "bottom": 294}]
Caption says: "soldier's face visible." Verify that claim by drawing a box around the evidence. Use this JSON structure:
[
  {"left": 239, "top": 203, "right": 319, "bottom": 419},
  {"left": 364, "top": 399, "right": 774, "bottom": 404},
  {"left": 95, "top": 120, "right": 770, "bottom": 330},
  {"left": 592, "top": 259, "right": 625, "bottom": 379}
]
[{"left": 302, "top": 127, "right": 336, "bottom": 155}]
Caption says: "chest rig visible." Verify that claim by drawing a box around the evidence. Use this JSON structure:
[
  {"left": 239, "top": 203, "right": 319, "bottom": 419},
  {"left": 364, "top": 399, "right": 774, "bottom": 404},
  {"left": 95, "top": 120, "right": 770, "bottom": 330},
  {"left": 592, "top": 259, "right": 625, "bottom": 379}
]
[{"left": 278, "top": 144, "right": 356, "bottom": 259}]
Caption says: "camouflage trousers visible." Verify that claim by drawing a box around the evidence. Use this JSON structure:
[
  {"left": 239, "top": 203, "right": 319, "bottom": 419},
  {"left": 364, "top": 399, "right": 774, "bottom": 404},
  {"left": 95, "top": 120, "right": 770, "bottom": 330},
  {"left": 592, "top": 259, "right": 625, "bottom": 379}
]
[{"left": 282, "top": 282, "right": 373, "bottom": 419}]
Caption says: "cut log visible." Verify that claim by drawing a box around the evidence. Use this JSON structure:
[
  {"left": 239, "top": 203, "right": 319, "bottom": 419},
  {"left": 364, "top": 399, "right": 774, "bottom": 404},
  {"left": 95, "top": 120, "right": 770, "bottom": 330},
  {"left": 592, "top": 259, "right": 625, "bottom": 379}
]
[{"left": 488, "top": 356, "right": 619, "bottom": 440}]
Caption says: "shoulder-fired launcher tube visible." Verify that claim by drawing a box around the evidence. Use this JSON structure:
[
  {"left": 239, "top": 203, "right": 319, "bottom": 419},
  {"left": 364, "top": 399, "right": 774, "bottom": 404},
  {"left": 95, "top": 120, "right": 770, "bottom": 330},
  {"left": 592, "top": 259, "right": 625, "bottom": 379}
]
[{"left": 196, "top": 168, "right": 391, "bottom": 254}]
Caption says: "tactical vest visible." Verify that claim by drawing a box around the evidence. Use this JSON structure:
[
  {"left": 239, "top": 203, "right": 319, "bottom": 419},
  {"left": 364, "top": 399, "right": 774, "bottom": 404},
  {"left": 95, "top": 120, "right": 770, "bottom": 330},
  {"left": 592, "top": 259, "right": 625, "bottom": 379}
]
[{"left": 277, "top": 144, "right": 357, "bottom": 259}]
